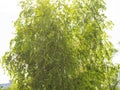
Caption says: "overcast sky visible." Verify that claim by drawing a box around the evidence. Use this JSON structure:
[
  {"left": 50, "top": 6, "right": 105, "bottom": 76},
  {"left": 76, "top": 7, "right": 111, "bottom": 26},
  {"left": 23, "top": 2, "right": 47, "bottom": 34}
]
[
  {"left": 0, "top": 0, "right": 120, "bottom": 84},
  {"left": 0, "top": 0, "right": 20, "bottom": 84},
  {"left": 105, "top": 0, "right": 120, "bottom": 64}
]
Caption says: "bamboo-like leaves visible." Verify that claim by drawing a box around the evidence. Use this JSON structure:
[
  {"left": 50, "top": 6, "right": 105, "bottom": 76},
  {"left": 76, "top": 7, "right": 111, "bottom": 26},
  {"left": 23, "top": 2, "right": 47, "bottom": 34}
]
[{"left": 2, "top": 0, "right": 119, "bottom": 90}]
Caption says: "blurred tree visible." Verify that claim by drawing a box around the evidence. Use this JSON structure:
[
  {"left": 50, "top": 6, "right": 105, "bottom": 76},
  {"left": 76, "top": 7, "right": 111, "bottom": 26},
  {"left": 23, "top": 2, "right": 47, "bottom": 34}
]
[{"left": 2, "top": 0, "right": 119, "bottom": 90}]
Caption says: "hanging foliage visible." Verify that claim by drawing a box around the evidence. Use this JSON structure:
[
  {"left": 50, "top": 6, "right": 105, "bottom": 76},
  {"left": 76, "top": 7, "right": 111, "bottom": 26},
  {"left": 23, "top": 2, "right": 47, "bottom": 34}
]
[{"left": 2, "top": 0, "right": 119, "bottom": 90}]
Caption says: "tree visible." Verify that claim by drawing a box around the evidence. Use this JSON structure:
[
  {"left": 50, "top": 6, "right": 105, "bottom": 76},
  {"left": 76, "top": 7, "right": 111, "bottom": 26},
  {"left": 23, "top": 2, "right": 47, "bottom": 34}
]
[{"left": 2, "top": 0, "right": 119, "bottom": 90}]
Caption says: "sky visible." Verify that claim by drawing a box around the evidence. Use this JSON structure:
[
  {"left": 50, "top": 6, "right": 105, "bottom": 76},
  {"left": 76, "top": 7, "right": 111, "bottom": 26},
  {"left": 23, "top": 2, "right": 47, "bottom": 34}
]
[
  {"left": 0, "top": 0, "right": 120, "bottom": 84},
  {"left": 0, "top": 0, "right": 21, "bottom": 84},
  {"left": 105, "top": 0, "right": 120, "bottom": 64}
]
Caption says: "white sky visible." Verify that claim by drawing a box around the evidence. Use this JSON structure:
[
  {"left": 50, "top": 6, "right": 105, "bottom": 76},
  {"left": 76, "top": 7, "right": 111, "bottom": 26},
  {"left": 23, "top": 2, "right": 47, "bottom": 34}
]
[
  {"left": 105, "top": 0, "right": 120, "bottom": 64},
  {"left": 0, "top": 0, "right": 120, "bottom": 84},
  {"left": 0, "top": 0, "right": 20, "bottom": 84}
]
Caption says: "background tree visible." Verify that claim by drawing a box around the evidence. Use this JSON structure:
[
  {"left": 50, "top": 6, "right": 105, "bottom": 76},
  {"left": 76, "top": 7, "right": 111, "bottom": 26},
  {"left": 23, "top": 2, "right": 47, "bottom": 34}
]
[{"left": 2, "top": 0, "right": 119, "bottom": 90}]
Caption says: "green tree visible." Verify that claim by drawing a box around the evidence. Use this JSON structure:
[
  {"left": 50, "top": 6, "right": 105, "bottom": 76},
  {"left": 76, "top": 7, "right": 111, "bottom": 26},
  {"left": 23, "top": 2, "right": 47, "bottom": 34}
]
[{"left": 2, "top": 0, "right": 119, "bottom": 90}]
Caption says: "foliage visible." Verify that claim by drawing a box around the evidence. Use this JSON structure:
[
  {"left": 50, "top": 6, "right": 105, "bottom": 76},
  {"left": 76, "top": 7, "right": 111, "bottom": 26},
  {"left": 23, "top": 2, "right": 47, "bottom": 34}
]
[
  {"left": 8, "top": 82, "right": 18, "bottom": 90},
  {"left": 2, "top": 0, "right": 119, "bottom": 90}
]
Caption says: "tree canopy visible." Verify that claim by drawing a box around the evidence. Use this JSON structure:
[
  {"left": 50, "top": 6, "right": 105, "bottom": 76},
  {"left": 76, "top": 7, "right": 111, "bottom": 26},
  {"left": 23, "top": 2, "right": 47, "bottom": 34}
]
[{"left": 2, "top": 0, "right": 119, "bottom": 90}]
